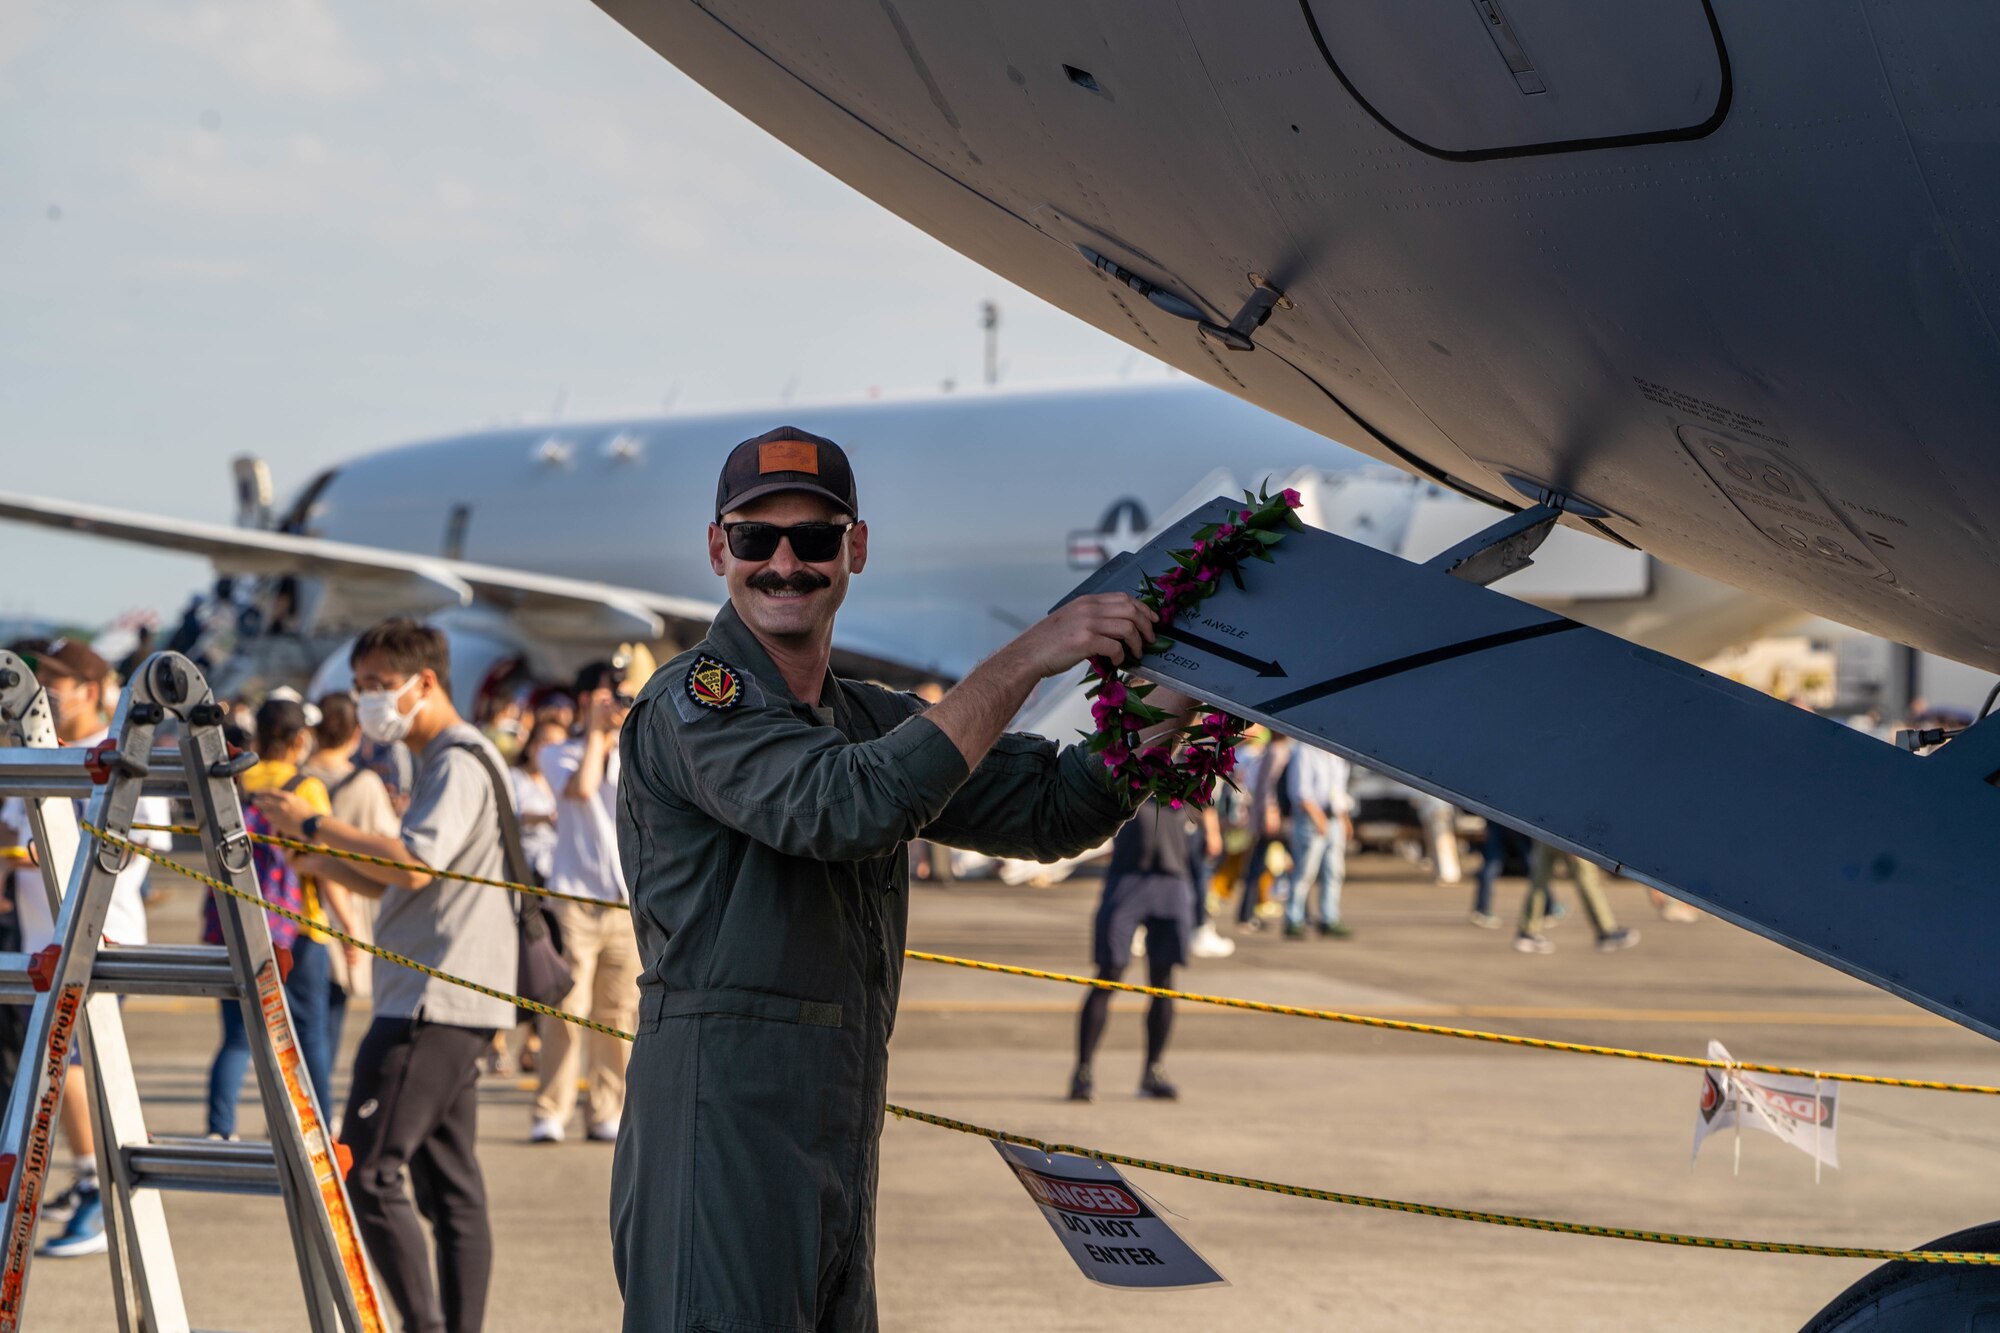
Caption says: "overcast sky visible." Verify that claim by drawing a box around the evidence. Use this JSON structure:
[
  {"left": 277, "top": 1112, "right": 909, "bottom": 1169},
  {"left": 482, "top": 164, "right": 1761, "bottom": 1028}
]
[{"left": 0, "top": 0, "right": 1148, "bottom": 626}]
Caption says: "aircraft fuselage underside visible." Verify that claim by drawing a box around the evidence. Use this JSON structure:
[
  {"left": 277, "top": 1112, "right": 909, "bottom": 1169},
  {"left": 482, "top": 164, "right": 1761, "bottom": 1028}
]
[{"left": 597, "top": 0, "right": 2000, "bottom": 671}]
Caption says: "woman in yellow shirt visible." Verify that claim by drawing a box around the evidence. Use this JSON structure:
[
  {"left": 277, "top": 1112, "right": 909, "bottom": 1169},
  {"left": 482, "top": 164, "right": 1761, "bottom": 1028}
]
[{"left": 207, "top": 697, "right": 360, "bottom": 1129}]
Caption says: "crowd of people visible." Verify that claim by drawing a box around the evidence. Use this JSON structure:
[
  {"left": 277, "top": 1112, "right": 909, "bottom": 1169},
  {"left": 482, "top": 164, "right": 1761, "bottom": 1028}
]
[{"left": 0, "top": 624, "right": 640, "bottom": 1333}]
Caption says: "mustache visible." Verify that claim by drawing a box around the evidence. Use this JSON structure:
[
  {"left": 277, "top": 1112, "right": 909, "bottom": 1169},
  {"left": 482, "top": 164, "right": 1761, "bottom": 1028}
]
[{"left": 747, "top": 570, "right": 832, "bottom": 594}]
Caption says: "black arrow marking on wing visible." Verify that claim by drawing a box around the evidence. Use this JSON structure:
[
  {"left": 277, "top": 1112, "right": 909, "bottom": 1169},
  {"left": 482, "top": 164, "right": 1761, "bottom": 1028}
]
[
  {"left": 1163, "top": 627, "right": 1287, "bottom": 678},
  {"left": 1259, "top": 620, "right": 1582, "bottom": 714}
]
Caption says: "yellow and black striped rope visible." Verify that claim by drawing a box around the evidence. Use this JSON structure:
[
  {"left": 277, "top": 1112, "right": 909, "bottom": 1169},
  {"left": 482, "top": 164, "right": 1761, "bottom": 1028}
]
[
  {"left": 132, "top": 824, "right": 2000, "bottom": 1096},
  {"left": 91, "top": 824, "right": 634, "bottom": 1042},
  {"left": 81, "top": 826, "right": 2000, "bottom": 1267},
  {"left": 901, "top": 951, "right": 2000, "bottom": 1095},
  {"left": 133, "top": 822, "right": 614, "bottom": 909},
  {"left": 882, "top": 1104, "right": 1999, "bottom": 1265}
]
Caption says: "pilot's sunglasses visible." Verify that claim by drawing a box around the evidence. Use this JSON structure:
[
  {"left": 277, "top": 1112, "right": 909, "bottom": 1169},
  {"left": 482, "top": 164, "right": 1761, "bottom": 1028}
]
[{"left": 722, "top": 521, "right": 853, "bottom": 562}]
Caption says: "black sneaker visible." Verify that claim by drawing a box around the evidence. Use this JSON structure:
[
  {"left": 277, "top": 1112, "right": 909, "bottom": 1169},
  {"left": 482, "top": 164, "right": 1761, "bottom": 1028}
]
[
  {"left": 41, "top": 1176, "right": 88, "bottom": 1227},
  {"left": 1596, "top": 928, "right": 1641, "bottom": 953},
  {"left": 1316, "top": 921, "right": 1353, "bottom": 940},
  {"left": 1138, "top": 1065, "right": 1179, "bottom": 1100},
  {"left": 1281, "top": 922, "right": 1307, "bottom": 940},
  {"left": 1067, "top": 1067, "right": 1095, "bottom": 1103}
]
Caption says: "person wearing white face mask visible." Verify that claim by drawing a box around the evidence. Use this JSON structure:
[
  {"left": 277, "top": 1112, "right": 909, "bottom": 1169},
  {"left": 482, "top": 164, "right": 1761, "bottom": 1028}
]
[{"left": 254, "top": 619, "right": 516, "bottom": 1333}]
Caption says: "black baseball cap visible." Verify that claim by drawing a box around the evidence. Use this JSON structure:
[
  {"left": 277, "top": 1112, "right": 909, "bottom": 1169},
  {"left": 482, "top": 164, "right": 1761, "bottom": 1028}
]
[
  {"left": 715, "top": 426, "right": 858, "bottom": 521},
  {"left": 254, "top": 696, "right": 310, "bottom": 741}
]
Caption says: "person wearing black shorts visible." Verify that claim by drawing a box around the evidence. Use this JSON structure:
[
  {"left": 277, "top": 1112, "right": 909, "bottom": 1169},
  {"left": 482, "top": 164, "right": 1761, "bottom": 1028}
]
[{"left": 1069, "top": 798, "right": 1197, "bottom": 1102}]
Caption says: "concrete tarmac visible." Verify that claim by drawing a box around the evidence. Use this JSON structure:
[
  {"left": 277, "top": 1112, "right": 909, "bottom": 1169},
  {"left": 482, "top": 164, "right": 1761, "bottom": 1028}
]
[{"left": 24, "top": 856, "right": 2000, "bottom": 1331}]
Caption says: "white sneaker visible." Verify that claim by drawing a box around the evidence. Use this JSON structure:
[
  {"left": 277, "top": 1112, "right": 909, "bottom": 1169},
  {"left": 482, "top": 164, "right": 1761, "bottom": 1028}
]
[
  {"left": 587, "top": 1120, "right": 620, "bottom": 1142},
  {"left": 528, "top": 1117, "right": 566, "bottom": 1144},
  {"left": 1190, "top": 923, "right": 1236, "bottom": 959}
]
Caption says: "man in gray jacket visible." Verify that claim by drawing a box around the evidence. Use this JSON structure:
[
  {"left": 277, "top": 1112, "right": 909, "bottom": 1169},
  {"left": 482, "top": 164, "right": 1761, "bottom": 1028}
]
[{"left": 614, "top": 427, "right": 1186, "bottom": 1332}]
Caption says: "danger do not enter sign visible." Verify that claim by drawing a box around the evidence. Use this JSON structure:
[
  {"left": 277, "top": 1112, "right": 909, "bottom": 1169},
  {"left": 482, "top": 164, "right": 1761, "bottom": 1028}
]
[{"left": 994, "top": 1143, "right": 1226, "bottom": 1291}]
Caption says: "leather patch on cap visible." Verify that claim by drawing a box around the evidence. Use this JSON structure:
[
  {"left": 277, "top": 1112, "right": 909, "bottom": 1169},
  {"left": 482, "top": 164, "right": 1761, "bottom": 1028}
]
[{"left": 759, "top": 440, "right": 819, "bottom": 475}]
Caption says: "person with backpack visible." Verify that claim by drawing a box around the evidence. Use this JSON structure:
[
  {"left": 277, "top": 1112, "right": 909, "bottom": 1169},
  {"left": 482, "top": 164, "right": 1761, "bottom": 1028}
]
[
  {"left": 253, "top": 620, "right": 518, "bottom": 1333},
  {"left": 301, "top": 692, "right": 401, "bottom": 1064},
  {"left": 208, "top": 696, "right": 344, "bottom": 1133}
]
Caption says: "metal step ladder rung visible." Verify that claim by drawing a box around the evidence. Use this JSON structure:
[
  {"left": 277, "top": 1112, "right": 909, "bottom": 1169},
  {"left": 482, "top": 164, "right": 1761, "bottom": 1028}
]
[
  {"left": 0, "top": 944, "right": 241, "bottom": 1004},
  {"left": 126, "top": 1139, "right": 282, "bottom": 1197},
  {"left": 0, "top": 746, "right": 203, "bottom": 800}
]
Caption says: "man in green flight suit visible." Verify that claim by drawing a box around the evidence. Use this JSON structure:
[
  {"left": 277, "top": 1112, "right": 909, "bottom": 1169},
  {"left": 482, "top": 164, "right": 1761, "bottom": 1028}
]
[{"left": 613, "top": 426, "right": 1188, "bottom": 1331}]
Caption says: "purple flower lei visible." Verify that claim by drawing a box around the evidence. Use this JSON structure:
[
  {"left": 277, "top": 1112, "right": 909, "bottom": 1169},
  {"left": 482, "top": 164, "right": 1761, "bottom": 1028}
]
[{"left": 1084, "top": 486, "right": 1305, "bottom": 810}]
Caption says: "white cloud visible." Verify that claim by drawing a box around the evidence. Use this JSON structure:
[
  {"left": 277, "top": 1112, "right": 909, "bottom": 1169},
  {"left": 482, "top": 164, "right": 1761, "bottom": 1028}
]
[
  {"left": 129, "top": 128, "right": 370, "bottom": 217},
  {"left": 0, "top": 0, "right": 49, "bottom": 77},
  {"left": 142, "top": 0, "right": 381, "bottom": 100},
  {"left": 145, "top": 255, "right": 256, "bottom": 281},
  {"left": 470, "top": 21, "right": 540, "bottom": 63},
  {"left": 431, "top": 177, "right": 484, "bottom": 211}
]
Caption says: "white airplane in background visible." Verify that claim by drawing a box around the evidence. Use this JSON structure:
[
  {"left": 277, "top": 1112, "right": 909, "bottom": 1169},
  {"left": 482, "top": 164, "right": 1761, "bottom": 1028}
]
[{"left": 0, "top": 380, "right": 1789, "bottom": 707}]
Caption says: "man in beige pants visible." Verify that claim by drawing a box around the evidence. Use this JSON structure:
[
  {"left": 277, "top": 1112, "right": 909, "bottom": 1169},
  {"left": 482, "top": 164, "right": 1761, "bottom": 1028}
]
[{"left": 530, "top": 661, "right": 642, "bottom": 1143}]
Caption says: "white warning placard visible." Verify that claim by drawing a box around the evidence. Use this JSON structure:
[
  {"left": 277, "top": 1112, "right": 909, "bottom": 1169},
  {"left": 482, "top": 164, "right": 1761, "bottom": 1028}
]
[
  {"left": 994, "top": 1142, "right": 1226, "bottom": 1290},
  {"left": 1692, "top": 1040, "right": 1840, "bottom": 1174}
]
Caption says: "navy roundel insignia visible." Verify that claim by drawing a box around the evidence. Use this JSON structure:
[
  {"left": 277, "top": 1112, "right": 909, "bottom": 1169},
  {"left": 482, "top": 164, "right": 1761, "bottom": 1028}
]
[{"left": 685, "top": 655, "right": 743, "bottom": 711}]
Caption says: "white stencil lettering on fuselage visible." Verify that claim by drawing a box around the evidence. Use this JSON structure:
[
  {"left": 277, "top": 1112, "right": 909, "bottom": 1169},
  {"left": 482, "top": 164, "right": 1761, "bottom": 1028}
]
[{"left": 1676, "top": 425, "right": 1894, "bottom": 583}]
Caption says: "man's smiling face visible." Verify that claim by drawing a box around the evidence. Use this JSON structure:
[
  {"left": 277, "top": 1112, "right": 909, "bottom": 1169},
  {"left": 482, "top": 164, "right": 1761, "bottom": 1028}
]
[{"left": 709, "top": 490, "right": 868, "bottom": 646}]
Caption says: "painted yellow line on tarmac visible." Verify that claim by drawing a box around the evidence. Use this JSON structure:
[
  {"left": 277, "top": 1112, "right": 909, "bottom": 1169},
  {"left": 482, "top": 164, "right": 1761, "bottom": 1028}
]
[
  {"left": 128, "top": 993, "right": 1954, "bottom": 1026},
  {"left": 125, "top": 984, "right": 1949, "bottom": 1027},
  {"left": 1397, "top": 1004, "right": 1951, "bottom": 1027},
  {"left": 897, "top": 998, "right": 1950, "bottom": 1026}
]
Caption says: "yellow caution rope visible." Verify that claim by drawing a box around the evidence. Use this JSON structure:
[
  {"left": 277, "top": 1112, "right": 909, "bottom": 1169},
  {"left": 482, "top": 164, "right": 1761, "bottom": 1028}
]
[
  {"left": 135, "top": 823, "right": 614, "bottom": 908},
  {"left": 87, "top": 826, "right": 1999, "bottom": 1267},
  {"left": 132, "top": 824, "right": 2000, "bottom": 1095},
  {"left": 94, "top": 824, "right": 632, "bottom": 1041},
  {"left": 903, "top": 951, "right": 2000, "bottom": 1095},
  {"left": 883, "top": 1104, "right": 1998, "bottom": 1264}
]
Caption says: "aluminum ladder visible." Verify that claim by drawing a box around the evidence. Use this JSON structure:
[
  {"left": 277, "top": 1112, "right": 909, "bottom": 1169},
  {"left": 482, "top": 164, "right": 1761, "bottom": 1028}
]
[{"left": 0, "top": 649, "right": 384, "bottom": 1332}]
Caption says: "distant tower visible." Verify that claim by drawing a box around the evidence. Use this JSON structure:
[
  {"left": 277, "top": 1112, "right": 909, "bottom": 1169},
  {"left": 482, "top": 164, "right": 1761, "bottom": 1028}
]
[{"left": 981, "top": 301, "right": 999, "bottom": 386}]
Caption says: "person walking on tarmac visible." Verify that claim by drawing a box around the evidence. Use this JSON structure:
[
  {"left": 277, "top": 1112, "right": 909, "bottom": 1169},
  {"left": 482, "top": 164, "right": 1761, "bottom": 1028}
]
[
  {"left": 613, "top": 427, "right": 1190, "bottom": 1333},
  {"left": 1068, "top": 798, "right": 1198, "bottom": 1103}
]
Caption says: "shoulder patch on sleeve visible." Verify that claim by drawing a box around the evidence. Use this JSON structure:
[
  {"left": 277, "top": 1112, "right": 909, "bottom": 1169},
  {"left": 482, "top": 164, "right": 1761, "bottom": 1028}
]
[{"left": 672, "top": 654, "right": 762, "bottom": 723}]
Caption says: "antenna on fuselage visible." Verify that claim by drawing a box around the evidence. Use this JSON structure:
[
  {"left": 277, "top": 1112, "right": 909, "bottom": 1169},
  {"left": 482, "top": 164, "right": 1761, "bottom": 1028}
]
[
  {"left": 231, "top": 456, "right": 273, "bottom": 530},
  {"left": 981, "top": 300, "right": 999, "bottom": 386}
]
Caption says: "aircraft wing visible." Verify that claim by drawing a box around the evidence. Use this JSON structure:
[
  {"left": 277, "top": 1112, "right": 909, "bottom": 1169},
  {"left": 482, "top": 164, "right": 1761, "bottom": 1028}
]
[{"left": 0, "top": 490, "right": 716, "bottom": 645}]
